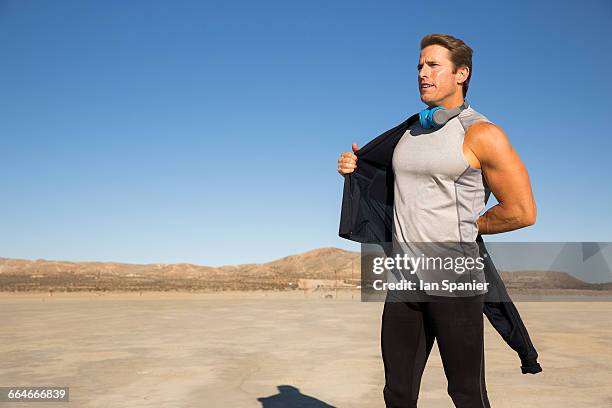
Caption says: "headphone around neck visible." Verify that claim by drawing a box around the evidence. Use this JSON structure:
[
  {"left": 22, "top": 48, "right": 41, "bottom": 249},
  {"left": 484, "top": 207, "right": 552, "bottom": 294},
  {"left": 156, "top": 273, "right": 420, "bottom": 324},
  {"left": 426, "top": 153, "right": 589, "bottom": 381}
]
[{"left": 419, "top": 100, "right": 469, "bottom": 129}]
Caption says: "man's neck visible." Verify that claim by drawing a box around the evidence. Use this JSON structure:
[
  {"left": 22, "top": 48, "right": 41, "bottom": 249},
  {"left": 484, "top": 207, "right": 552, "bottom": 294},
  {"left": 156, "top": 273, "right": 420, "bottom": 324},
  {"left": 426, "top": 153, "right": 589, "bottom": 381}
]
[{"left": 434, "top": 94, "right": 465, "bottom": 110}]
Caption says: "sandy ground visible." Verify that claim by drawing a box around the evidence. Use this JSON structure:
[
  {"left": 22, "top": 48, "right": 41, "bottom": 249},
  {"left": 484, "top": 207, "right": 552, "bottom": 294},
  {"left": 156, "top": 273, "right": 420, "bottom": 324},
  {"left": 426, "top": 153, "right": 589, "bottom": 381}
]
[{"left": 0, "top": 290, "right": 610, "bottom": 408}]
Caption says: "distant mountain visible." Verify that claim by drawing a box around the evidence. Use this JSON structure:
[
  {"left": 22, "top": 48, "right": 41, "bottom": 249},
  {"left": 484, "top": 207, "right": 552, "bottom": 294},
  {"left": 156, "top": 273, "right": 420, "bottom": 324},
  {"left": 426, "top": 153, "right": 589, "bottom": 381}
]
[
  {"left": 0, "top": 248, "right": 610, "bottom": 292},
  {"left": 500, "top": 270, "right": 612, "bottom": 290},
  {"left": 0, "top": 247, "right": 360, "bottom": 292}
]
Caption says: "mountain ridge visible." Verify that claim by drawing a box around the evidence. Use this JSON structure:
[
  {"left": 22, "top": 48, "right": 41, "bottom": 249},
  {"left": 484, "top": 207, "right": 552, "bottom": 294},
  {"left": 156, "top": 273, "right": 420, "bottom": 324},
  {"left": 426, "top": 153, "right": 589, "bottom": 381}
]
[{"left": 1, "top": 248, "right": 610, "bottom": 292}]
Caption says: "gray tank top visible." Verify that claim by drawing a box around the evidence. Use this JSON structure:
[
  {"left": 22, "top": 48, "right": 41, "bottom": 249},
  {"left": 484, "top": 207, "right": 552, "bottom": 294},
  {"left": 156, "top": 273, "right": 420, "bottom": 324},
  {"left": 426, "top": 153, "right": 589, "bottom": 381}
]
[{"left": 390, "top": 105, "right": 493, "bottom": 296}]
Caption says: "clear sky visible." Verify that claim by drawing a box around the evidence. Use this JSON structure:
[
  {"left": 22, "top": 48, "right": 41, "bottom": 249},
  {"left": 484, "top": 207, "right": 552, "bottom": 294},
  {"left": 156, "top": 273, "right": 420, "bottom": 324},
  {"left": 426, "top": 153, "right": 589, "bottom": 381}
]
[{"left": 1, "top": 0, "right": 611, "bottom": 266}]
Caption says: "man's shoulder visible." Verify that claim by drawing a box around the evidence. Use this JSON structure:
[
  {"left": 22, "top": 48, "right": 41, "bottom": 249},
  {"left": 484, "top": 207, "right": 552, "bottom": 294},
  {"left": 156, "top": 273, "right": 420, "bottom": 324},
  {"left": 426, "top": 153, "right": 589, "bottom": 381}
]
[
  {"left": 463, "top": 113, "right": 510, "bottom": 155},
  {"left": 458, "top": 106, "right": 497, "bottom": 131}
]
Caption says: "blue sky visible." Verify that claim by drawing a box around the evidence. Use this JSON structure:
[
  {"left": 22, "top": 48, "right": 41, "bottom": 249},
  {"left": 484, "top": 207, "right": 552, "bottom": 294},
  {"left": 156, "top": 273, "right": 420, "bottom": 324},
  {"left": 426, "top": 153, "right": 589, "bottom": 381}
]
[{"left": 1, "top": 0, "right": 611, "bottom": 266}]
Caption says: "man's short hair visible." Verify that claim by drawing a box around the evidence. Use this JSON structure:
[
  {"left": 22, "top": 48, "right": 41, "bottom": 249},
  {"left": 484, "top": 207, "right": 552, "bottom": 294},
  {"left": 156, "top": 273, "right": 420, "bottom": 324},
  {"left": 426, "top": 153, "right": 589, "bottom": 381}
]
[{"left": 420, "top": 34, "right": 473, "bottom": 98}]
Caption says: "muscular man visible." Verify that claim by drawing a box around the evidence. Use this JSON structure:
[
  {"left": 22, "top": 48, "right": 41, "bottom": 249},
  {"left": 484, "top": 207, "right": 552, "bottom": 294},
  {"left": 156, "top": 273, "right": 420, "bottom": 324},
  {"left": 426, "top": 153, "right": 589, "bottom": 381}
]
[{"left": 337, "top": 34, "right": 536, "bottom": 407}]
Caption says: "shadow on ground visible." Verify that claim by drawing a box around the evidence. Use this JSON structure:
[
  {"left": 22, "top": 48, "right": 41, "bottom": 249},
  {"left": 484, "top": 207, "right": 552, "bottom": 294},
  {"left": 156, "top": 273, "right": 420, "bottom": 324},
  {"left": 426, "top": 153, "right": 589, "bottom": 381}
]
[{"left": 257, "top": 385, "right": 336, "bottom": 408}]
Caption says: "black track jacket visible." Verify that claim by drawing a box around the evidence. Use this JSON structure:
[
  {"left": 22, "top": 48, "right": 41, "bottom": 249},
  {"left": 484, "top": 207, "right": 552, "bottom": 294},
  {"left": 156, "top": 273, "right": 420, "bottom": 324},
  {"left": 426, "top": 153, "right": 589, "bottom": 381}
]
[{"left": 338, "top": 113, "right": 542, "bottom": 374}]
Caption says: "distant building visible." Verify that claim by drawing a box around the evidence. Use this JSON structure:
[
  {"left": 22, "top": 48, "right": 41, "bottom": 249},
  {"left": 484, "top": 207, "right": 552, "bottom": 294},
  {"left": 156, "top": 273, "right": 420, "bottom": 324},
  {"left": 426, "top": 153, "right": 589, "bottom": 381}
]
[{"left": 297, "top": 279, "right": 354, "bottom": 290}]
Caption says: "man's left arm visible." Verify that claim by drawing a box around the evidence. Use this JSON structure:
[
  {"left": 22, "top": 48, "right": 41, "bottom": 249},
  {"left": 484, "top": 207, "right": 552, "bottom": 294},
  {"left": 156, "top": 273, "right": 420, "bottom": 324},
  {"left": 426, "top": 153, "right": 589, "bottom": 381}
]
[{"left": 464, "top": 122, "right": 537, "bottom": 235}]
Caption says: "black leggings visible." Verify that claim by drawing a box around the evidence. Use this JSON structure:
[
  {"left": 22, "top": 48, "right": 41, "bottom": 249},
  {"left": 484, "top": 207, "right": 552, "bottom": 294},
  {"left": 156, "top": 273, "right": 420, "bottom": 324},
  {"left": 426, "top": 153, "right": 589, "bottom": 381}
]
[{"left": 381, "top": 293, "right": 491, "bottom": 408}]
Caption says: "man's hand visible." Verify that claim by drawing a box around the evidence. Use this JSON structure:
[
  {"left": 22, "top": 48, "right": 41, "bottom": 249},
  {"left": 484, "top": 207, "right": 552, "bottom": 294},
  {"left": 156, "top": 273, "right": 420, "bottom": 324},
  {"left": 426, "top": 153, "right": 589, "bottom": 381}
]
[
  {"left": 463, "top": 122, "right": 537, "bottom": 234},
  {"left": 337, "top": 143, "right": 359, "bottom": 176}
]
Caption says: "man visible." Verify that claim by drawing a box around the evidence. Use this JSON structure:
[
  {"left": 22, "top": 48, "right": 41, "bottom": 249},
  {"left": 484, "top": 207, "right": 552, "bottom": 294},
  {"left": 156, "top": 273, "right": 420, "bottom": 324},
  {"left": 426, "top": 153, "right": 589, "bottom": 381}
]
[{"left": 337, "top": 34, "right": 537, "bottom": 407}]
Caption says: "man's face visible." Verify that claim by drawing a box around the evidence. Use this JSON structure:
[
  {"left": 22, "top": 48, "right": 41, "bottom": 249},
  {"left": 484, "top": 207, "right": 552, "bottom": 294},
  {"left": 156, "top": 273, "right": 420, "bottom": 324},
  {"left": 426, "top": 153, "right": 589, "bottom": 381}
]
[{"left": 417, "top": 45, "right": 466, "bottom": 106}]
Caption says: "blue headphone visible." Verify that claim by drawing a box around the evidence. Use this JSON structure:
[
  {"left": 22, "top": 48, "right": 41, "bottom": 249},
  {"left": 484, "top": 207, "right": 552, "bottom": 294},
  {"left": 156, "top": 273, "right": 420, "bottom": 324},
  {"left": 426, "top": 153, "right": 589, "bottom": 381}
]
[{"left": 419, "top": 100, "right": 469, "bottom": 129}]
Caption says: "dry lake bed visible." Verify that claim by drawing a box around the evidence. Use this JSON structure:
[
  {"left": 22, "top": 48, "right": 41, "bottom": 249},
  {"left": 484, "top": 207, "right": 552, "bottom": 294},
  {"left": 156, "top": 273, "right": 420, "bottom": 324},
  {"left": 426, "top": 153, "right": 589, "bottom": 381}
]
[{"left": 1, "top": 290, "right": 610, "bottom": 407}]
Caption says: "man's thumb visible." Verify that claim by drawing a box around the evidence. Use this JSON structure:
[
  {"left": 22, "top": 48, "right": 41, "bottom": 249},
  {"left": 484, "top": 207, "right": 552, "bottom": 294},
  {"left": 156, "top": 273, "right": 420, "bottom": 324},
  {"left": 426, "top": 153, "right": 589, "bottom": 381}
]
[{"left": 352, "top": 143, "right": 360, "bottom": 153}]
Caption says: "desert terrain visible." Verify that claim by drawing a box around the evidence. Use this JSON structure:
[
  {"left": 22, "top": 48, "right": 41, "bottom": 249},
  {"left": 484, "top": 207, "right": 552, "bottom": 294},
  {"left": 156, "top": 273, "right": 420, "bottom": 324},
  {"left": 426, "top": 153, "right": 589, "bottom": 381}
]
[
  {"left": 1, "top": 247, "right": 611, "bottom": 297},
  {"left": 1, "top": 247, "right": 611, "bottom": 407},
  {"left": 1, "top": 290, "right": 611, "bottom": 407}
]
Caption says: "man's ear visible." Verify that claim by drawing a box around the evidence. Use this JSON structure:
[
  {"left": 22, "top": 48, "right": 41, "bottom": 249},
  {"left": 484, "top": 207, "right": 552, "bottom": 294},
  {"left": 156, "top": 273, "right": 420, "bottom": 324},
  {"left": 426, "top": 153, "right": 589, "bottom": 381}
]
[{"left": 456, "top": 65, "right": 469, "bottom": 85}]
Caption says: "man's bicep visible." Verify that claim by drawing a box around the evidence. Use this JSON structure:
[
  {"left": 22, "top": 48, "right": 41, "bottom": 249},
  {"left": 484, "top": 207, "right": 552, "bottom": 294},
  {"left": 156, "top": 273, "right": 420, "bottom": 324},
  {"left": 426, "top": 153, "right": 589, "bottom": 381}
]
[
  {"left": 476, "top": 125, "right": 534, "bottom": 208},
  {"left": 483, "top": 151, "right": 533, "bottom": 207}
]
